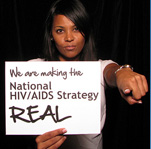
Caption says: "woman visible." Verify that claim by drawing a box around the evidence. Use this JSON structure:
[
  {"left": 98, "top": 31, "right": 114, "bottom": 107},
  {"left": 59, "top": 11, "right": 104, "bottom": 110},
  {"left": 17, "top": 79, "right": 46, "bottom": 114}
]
[{"left": 33, "top": 0, "right": 148, "bottom": 148}]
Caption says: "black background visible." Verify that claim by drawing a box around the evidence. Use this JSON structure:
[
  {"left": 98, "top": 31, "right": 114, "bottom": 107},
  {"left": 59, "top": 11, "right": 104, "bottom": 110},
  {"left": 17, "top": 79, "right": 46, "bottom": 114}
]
[{"left": 1, "top": 0, "right": 150, "bottom": 148}]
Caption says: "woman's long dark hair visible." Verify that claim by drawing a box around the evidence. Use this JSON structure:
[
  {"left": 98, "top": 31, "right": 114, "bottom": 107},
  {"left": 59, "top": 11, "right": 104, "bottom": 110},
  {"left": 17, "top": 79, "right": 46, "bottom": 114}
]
[{"left": 44, "top": 0, "right": 97, "bottom": 61}]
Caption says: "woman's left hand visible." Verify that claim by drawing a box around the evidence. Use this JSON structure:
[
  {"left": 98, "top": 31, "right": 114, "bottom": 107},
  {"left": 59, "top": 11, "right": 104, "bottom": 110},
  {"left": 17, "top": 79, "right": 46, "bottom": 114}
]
[{"left": 116, "top": 68, "right": 148, "bottom": 105}]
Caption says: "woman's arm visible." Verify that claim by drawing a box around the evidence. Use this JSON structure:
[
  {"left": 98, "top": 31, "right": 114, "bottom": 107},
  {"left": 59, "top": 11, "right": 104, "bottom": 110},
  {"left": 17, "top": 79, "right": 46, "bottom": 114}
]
[{"left": 104, "top": 63, "right": 148, "bottom": 105}]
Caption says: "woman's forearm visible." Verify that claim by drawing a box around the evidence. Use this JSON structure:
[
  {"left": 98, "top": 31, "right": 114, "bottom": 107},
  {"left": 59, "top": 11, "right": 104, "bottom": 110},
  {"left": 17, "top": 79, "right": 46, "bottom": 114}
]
[{"left": 103, "top": 63, "right": 120, "bottom": 87}]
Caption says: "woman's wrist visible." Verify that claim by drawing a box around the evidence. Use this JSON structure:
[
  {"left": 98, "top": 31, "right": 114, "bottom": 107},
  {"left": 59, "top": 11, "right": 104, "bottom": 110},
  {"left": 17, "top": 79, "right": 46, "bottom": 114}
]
[
  {"left": 115, "top": 64, "right": 133, "bottom": 74},
  {"left": 104, "top": 64, "right": 134, "bottom": 88}
]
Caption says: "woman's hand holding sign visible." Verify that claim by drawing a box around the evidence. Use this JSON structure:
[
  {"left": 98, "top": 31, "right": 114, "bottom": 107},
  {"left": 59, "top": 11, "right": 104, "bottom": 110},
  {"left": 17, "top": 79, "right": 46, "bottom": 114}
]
[{"left": 36, "top": 128, "right": 67, "bottom": 149}]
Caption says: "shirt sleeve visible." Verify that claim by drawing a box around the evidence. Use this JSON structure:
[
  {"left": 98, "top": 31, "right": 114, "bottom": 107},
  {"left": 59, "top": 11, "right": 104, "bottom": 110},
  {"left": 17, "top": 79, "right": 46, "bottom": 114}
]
[
  {"left": 99, "top": 59, "right": 117, "bottom": 88},
  {"left": 28, "top": 58, "right": 44, "bottom": 62},
  {"left": 99, "top": 59, "right": 117, "bottom": 72}
]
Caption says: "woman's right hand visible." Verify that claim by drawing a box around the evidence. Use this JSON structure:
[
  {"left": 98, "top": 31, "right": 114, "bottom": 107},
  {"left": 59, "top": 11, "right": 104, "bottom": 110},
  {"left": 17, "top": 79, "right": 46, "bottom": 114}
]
[{"left": 36, "top": 128, "right": 67, "bottom": 149}]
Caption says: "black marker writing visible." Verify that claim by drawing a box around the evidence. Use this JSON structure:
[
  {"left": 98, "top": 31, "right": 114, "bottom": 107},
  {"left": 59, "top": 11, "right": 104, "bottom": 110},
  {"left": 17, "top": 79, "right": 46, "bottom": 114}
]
[{"left": 9, "top": 105, "right": 72, "bottom": 123}]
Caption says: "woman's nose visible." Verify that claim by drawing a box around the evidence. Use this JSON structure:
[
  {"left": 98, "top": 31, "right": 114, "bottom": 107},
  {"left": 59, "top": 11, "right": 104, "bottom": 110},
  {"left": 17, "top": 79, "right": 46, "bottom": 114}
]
[{"left": 65, "top": 31, "right": 74, "bottom": 42}]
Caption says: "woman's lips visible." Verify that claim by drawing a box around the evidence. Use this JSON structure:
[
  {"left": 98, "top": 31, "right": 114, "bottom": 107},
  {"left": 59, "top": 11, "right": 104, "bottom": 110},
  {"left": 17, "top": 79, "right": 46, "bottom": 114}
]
[{"left": 64, "top": 45, "right": 76, "bottom": 50}]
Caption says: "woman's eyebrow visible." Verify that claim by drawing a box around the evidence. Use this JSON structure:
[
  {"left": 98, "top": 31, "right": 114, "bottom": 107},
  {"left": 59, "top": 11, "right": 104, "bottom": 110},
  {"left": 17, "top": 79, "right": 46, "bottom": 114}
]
[
  {"left": 55, "top": 26, "right": 64, "bottom": 28},
  {"left": 55, "top": 25, "right": 77, "bottom": 28}
]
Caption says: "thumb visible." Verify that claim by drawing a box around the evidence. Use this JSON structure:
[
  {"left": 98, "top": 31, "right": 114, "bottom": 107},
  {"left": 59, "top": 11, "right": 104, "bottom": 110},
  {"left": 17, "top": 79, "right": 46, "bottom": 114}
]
[{"left": 124, "top": 89, "right": 131, "bottom": 95}]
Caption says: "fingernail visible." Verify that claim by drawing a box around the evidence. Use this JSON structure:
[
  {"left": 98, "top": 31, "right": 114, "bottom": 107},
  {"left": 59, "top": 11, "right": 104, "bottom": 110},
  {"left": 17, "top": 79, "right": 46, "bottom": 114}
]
[
  {"left": 124, "top": 89, "right": 130, "bottom": 94},
  {"left": 137, "top": 100, "right": 142, "bottom": 104},
  {"left": 62, "top": 128, "right": 67, "bottom": 133}
]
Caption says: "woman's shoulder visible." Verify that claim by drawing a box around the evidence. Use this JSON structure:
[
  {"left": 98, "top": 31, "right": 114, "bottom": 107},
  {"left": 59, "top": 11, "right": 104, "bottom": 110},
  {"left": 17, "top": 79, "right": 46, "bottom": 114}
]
[{"left": 28, "top": 58, "right": 45, "bottom": 62}]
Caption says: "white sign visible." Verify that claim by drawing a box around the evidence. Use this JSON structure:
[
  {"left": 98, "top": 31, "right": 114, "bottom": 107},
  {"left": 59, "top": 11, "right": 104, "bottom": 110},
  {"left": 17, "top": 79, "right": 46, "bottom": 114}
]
[{"left": 5, "top": 61, "right": 101, "bottom": 135}]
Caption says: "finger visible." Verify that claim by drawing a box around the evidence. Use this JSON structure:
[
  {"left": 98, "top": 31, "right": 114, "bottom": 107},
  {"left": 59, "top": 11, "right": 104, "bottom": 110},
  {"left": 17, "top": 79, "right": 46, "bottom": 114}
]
[
  {"left": 124, "top": 96, "right": 142, "bottom": 105},
  {"left": 123, "top": 75, "right": 148, "bottom": 100},
  {"left": 134, "top": 75, "right": 146, "bottom": 97},
  {"left": 36, "top": 128, "right": 67, "bottom": 143},
  {"left": 127, "top": 76, "right": 142, "bottom": 100},
  {"left": 48, "top": 136, "right": 67, "bottom": 149},
  {"left": 131, "top": 74, "right": 148, "bottom": 99},
  {"left": 42, "top": 135, "right": 66, "bottom": 149},
  {"left": 141, "top": 75, "right": 148, "bottom": 92}
]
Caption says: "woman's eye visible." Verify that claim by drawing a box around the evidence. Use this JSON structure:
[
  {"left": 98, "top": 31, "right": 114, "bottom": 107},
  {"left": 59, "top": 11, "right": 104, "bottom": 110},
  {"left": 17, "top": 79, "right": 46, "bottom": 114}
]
[
  {"left": 56, "top": 29, "right": 64, "bottom": 33},
  {"left": 74, "top": 27, "right": 79, "bottom": 31}
]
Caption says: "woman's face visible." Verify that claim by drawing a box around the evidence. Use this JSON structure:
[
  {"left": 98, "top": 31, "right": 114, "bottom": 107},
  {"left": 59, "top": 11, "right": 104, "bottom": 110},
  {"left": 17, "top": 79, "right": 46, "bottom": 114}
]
[{"left": 51, "top": 15, "right": 85, "bottom": 61}]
